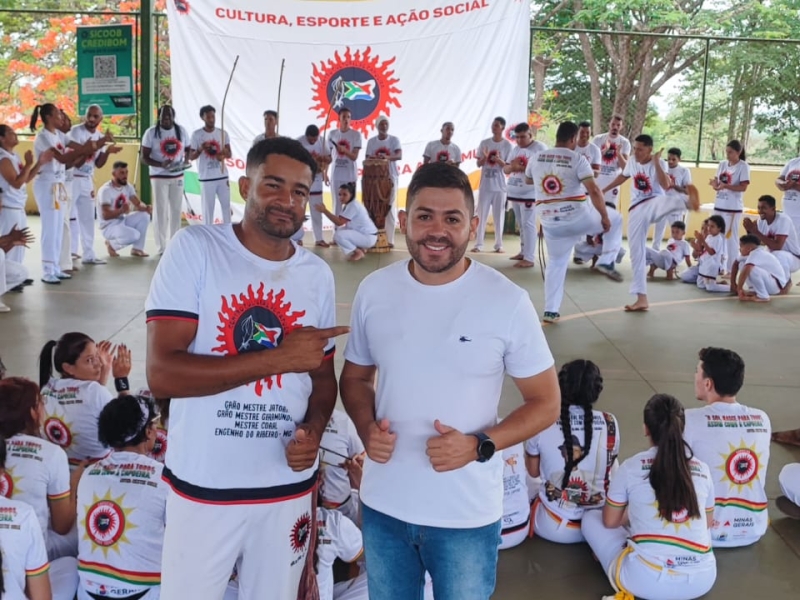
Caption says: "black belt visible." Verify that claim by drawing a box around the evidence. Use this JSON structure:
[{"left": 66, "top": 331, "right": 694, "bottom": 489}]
[
  {"left": 605, "top": 202, "right": 616, "bottom": 209},
  {"left": 88, "top": 590, "right": 150, "bottom": 600},
  {"left": 713, "top": 207, "right": 743, "bottom": 214}
]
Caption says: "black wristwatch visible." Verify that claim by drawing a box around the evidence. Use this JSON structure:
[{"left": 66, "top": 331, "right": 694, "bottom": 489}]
[{"left": 473, "top": 432, "right": 496, "bottom": 463}]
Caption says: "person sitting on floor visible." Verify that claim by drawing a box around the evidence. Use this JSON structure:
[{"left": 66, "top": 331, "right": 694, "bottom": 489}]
[
  {"left": 730, "top": 235, "right": 790, "bottom": 302},
  {"left": 693, "top": 215, "right": 729, "bottom": 292},
  {"left": 742, "top": 194, "right": 800, "bottom": 282},
  {"left": 646, "top": 221, "right": 692, "bottom": 280}
]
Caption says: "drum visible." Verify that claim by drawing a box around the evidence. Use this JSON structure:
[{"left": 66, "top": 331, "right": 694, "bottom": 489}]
[{"left": 361, "top": 158, "right": 393, "bottom": 229}]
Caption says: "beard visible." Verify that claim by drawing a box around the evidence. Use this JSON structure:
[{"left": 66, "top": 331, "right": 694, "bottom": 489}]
[
  {"left": 250, "top": 203, "right": 304, "bottom": 239},
  {"left": 406, "top": 234, "right": 468, "bottom": 274}
]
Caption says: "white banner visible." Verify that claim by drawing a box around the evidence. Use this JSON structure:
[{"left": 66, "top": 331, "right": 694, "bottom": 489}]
[{"left": 167, "top": 0, "right": 530, "bottom": 221}]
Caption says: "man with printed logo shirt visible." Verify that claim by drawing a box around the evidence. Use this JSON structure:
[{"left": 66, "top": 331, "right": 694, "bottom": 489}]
[
  {"left": 775, "top": 153, "right": 800, "bottom": 240},
  {"left": 146, "top": 137, "right": 348, "bottom": 600},
  {"left": 592, "top": 115, "right": 630, "bottom": 209},
  {"left": 575, "top": 121, "right": 601, "bottom": 176},
  {"left": 472, "top": 117, "right": 512, "bottom": 254},
  {"left": 189, "top": 105, "right": 232, "bottom": 225},
  {"left": 329, "top": 108, "right": 362, "bottom": 215},
  {"left": 742, "top": 194, "right": 800, "bottom": 280},
  {"left": 423, "top": 122, "right": 462, "bottom": 167},
  {"left": 97, "top": 161, "right": 151, "bottom": 258},
  {"left": 298, "top": 124, "right": 332, "bottom": 246},
  {"left": 365, "top": 116, "right": 403, "bottom": 247}
]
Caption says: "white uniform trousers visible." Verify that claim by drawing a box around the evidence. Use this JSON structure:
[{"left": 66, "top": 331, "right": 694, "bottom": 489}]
[
  {"left": 574, "top": 240, "right": 626, "bottom": 264},
  {"left": 333, "top": 572, "right": 369, "bottom": 600},
  {"left": 651, "top": 211, "right": 686, "bottom": 251},
  {"left": 779, "top": 463, "right": 800, "bottom": 507},
  {"left": 773, "top": 249, "right": 800, "bottom": 275},
  {"left": 309, "top": 192, "right": 325, "bottom": 242},
  {"left": 696, "top": 276, "right": 730, "bottom": 293},
  {"left": 0, "top": 206, "right": 27, "bottom": 264},
  {"left": 628, "top": 191, "right": 688, "bottom": 296},
  {"left": 474, "top": 189, "right": 506, "bottom": 251},
  {"left": 201, "top": 177, "right": 231, "bottom": 225},
  {"left": 511, "top": 201, "right": 537, "bottom": 262},
  {"left": 681, "top": 265, "right": 699, "bottom": 283},
  {"left": 581, "top": 510, "right": 717, "bottom": 600},
  {"left": 59, "top": 179, "right": 75, "bottom": 271},
  {"left": 597, "top": 173, "right": 621, "bottom": 209},
  {"left": 73, "top": 175, "right": 98, "bottom": 261},
  {"left": 712, "top": 209, "right": 742, "bottom": 272},
  {"left": 645, "top": 247, "right": 677, "bottom": 271},
  {"left": 102, "top": 211, "right": 150, "bottom": 252},
  {"left": 499, "top": 521, "right": 529, "bottom": 550},
  {"left": 532, "top": 499, "right": 586, "bottom": 544},
  {"left": 334, "top": 229, "right": 377, "bottom": 256},
  {"left": 511, "top": 201, "right": 524, "bottom": 253},
  {"left": 543, "top": 205, "right": 623, "bottom": 314},
  {"left": 51, "top": 556, "right": 79, "bottom": 600},
  {"left": 160, "top": 489, "right": 312, "bottom": 600},
  {"left": 33, "top": 178, "right": 67, "bottom": 276},
  {"left": 743, "top": 265, "right": 781, "bottom": 299},
  {"left": 386, "top": 177, "right": 398, "bottom": 246},
  {"left": 69, "top": 190, "right": 80, "bottom": 256},
  {"left": 0, "top": 248, "right": 28, "bottom": 296},
  {"left": 151, "top": 176, "right": 184, "bottom": 254}
]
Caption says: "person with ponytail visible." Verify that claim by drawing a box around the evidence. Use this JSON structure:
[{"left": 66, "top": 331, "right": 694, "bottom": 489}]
[
  {"left": 76, "top": 394, "right": 168, "bottom": 600},
  {"left": 524, "top": 359, "right": 619, "bottom": 544},
  {"left": 314, "top": 182, "right": 377, "bottom": 261},
  {"left": 39, "top": 333, "right": 132, "bottom": 467},
  {"left": 709, "top": 139, "right": 750, "bottom": 272},
  {"left": 582, "top": 394, "right": 716, "bottom": 600}
]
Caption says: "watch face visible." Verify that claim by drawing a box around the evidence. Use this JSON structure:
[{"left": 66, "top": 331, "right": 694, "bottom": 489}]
[{"left": 479, "top": 438, "right": 496, "bottom": 460}]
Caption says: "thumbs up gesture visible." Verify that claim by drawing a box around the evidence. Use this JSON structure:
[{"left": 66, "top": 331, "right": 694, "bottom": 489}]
[
  {"left": 364, "top": 418, "right": 396, "bottom": 464},
  {"left": 426, "top": 419, "right": 479, "bottom": 472},
  {"left": 285, "top": 424, "right": 321, "bottom": 471}
]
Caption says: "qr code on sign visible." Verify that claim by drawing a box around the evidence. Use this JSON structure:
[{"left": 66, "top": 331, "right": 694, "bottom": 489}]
[{"left": 93, "top": 55, "right": 117, "bottom": 79}]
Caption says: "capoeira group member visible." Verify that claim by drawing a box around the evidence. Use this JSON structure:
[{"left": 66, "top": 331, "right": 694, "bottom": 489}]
[
  {"left": 499, "top": 442, "right": 531, "bottom": 550},
  {"left": 525, "top": 360, "right": 619, "bottom": 544},
  {"left": 573, "top": 235, "right": 626, "bottom": 268},
  {"left": 602, "top": 134, "right": 699, "bottom": 312},
  {"left": 298, "top": 124, "right": 331, "bottom": 246},
  {"left": 320, "top": 408, "right": 364, "bottom": 523},
  {"left": 652, "top": 148, "right": 691, "bottom": 250},
  {"left": 504, "top": 122, "right": 546, "bottom": 268},
  {"left": 692, "top": 215, "right": 730, "bottom": 293},
  {"left": 646, "top": 221, "right": 692, "bottom": 279},
  {"left": 709, "top": 140, "right": 750, "bottom": 272},
  {"left": 776, "top": 152, "right": 800, "bottom": 236},
  {"left": 592, "top": 115, "right": 630, "bottom": 209},
  {"left": 581, "top": 394, "right": 717, "bottom": 600},
  {"left": 472, "top": 117, "right": 513, "bottom": 254},
  {"left": 730, "top": 235, "right": 789, "bottom": 302},
  {"left": 252, "top": 109, "right": 279, "bottom": 144},
  {"left": 315, "top": 183, "right": 377, "bottom": 262},
  {"left": 365, "top": 116, "right": 402, "bottom": 247},
  {"left": 190, "top": 105, "right": 232, "bottom": 225},
  {"left": 684, "top": 347, "right": 771, "bottom": 547},
  {"left": 0, "top": 223, "right": 33, "bottom": 312},
  {"left": 329, "top": 108, "right": 362, "bottom": 215},
  {"left": 576, "top": 121, "right": 601, "bottom": 175},
  {"left": 97, "top": 161, "right": 152, "bottom": 258},
  {"left": 743, "top": 194, "right": 800, "bottom": 280},
  {"left": 145, "top": 137, "right": 348, "bottom": 600},
  {"left": 526, "top": 121, "right": 623, "bottom": 323},
  {"left": 422, "top": 121, "right": 462, "bottom": 167}
]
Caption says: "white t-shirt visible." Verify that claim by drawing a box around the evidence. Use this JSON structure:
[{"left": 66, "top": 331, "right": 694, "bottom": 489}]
[
  {"left": 0, "top": 496, "right": 49, "bottom": 598},
  {"left": 34, "top": 129, "right": 67, "bottom": 183},
  {"left": 779, "top": 156, "right": 800, "bottom": 217},
  {"left": 576, "top": 142, "right": 601, "bottom": 171},
  {"left": 316, "top": 508, "right": 363, "bottom": 600},
  {"left": 69, "top": 124, "right": 104, "bottom": 178},
  {"left": 1, "top": 434, "right": 71, "bottom": 540},
  {"left": 365, "top": 135, "right": 402, "bottom": 180},
  {"left": 757, "top": 213, "right": 800, "bottom": 257},
  {"left": 501, "top": 444, "right": 530, "bottom": 531},
  {"left": 297, "top": 135, "right": 330, "bottom": 193},
  {"left": 329, "top": 129, "right": 362, "bottom": 182},
  {"left": 340, "top": 201, "right": 377, "bottom": 236},
  {"left": 141, "top": 124, "right": 190, "bottom": 178},
  {"left": 664, "top": 238, "right": 692, "bottom": 267},
  {"left": 525, "top": 407, "right": 619, "bottom": 521},
  {"left": 591, "top": 133, "right": 631, "bottom": 179},
  {"left": 145, "top": 225, "right": 336, "bottom": 501},
  {"left": 477, "top": 138, "right": 513, "bottom": 192},
  {"left": 344, "top": 260, "right": 554, "bottom": 528},
  {"left": 527, "top": 147, "right": 593, "bottom": 228},
  {"left": 623, "top": 157, "right": 669, "bottom": 207},
  {"left": 97, "top": 181, "right": 137, "bottom": 229},
  {"left": 684, "top": 402, "right": 771, "bottom": 546},
  {"left": 320, "top": 410, "right": 364, "bottom": 506},
  {"left": 607, "top": 447, "right": 715, "bottom": 570},
  {"left": 698, "top": 233, "right": 727, "bottom": 278},
  {"left": 423, "top": 140, "right": 462, "bottom": 165},
  {"left": 744, "top": 246, "right": 788, "bottom": 287},
  {"left": 668, "top": 164, "right": 692, "bottom": 190},
  {"left": 77, "top": 451, "right": 168, "bottom": 595},
  {"left": 0, "top": 148, "right": 28, "bottom": 209},
  {"left": 190, "top": 127, "right": 230, "bottom": 181},
  {"left": 41, "top": 377, "right": 114, "bottom": 465},
  {"left": 507, "top": 141, "right": 547, "bottom": 201},
  {"left": 713, "top": 160, "right": 750, "bottom": 211}
]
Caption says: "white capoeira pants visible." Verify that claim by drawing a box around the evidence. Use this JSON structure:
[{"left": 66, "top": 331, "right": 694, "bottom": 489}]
[
  {"left": 0, "top": 248, "right": 28, "bottom": 296},
  {"left": 333, "top": 572, "right": 369, "bottom": 600},
  {"left": 34, "top": 179, "right": 67, "bottom": 276},
  {"left": 161, "top": 490, "right": 313, "bottom": 600},
  {"left": 334, "top": 229, "right": 377, "bottom": 256},
  {"left": 532, "top": 499, "right": 585, "bottom": 544},
  {"left": 511, "top": 201, "right": 524, "bottom": 253},
  {"left": 712, "top": 209, "right": 742, "bottom": 272},
  {"left": 201, "top": 178, "right": 231, "bottom": 225},
  {"left": 499, "top": 512, "right": 531, "bottom": 550},
  {"left": 102, "top": 211, "right": 150, "bottom": 252},
  {"left": 386, "top": 178, "right": 398, "bottom": 246},
  {"left": 697, "top": 275, "right": 731, "bottom": 293},
  {"left": 511, "top": 201, "right": 537, "bottom": 262},
  {"left": 0, "top": 206, "right": 27, "bottom": 264},
  {"left": 51, "top": 556, "right": 79, "bottom": 600},
  {"left": 780, "top": 463, "right": 800, "bottom": 506},
  {"left": 581, "top": 510, "right": 716, "bottom": 600},
  {"left": 743, "top": 266, "right": 782, "bottom": 299},
  {"left": 773, "top": 250, "right": 800, "bottom": 276},
  {"left": 681, "top": 265, "right": 699, "bottom": 284},
  {"left": 597, "top": 174, "right": 621, "bottom": 209},
  {"left": 475, "top": 190, "right": 506, "bottom": 251},
  {"left": 151, "top": 176, "right": 184, "bottom": 254},
  {"left": 59, "top": 179, "right": 74, "bottom": 271},
  {"left": 72, "top": 176, "right": 98, "bottom": 261},
  {"left": 651, "top": 211, "right": 687, "bottom": 251},
  {"left": 574, "top": 241, "right": 626, "bottom": 264},
  {"left": 543, "top": 205, "right": 623, "bottom": 314},
  {"left": 309, "top": 192, "right": 325, "bottom": 242},
  {"left": 645, "top": 247, "right": 678, "bottom": 272},
  {"left": 628, "top": 191, "right": 688, "bottom": 296}
]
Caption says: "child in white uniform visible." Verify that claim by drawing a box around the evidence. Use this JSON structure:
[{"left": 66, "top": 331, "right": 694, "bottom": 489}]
[
  {"left": 582, "top": 394, "right": 717, "bottom": 600},
  {"left": 316, "top": 506, "right": 365, "bottom": 600},
  {"left": 731, "top": 235, "right": 789, "bottom": 302},
  {"left": 646, "top": 221, "right": 692, "bottom": 279},
  {"left": 694, "top": 215, "right": 729, "bottom": 292},
  {"left": 316, "top": 183, "right": 377, "bottom": 261},
  {"left": 526, "top": 360, "right": 619, "bottom": 544}
]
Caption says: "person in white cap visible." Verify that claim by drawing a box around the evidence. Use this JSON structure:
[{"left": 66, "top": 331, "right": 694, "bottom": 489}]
[{"left": 365, "top": 116, "right": 402, "bottom": 247}]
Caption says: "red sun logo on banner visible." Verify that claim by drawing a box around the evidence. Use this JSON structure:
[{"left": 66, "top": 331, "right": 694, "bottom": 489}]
[{"left": 310, "top": 47, "right": 402, "bottom": 138}]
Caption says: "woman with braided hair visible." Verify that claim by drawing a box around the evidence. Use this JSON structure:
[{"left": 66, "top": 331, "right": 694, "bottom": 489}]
[{"left": 524, "top": 359, "right": 619, "bottom": 543}]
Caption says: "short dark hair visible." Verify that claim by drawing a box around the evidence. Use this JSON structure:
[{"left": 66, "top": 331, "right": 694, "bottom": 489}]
[
  {"left": 406, "top": 163, "right": 474, "bottom": 215},
  {"left": 98, "top": 395, "right": 159, "bottom": 449},
  {"left": 441, "top": 121, "right": 454, "bottom": 129},
  {"left": 246, "top": 137, "right": 318, "bottom": 180},
  {"left": 199, "top": 105, "right": 215, "bottom": 118},
  {"left": 556, "top": 121, "right": 579, "bottom": 143},
  {"left": 740, "top": 234, "right": 761, "bottom": 246},
  {"left": 305, "top": 124, "right": 320, "bottom": 137},
  {"left": 671, "top": 221, "right": 686, "bottom": 231},
  {"left": 634, "top": 134, "right": 654, "bottom": 147},
  {"left": 514, "top": 122, "right": 530, "bottom": 135},
  {"left": 708, "top": 214, "right": 726, "bottom": 232},
  {"left": 611, "top": 114, "right": 624, "bottom": 121},
  {"left": 338, "top": 107, "right": 351, "bottom": 117},
  {"left": 578, "top": 120, "right": 591, "bottom": 129},
  {"left": 758, "top": 194, "right": 777, "bottom": 208},
  {"left": 668, "top": 147, "right": 681, "bottom": 158},
  {"left": 263, "top": 110, "right": 278, "bottom": 119},
  {"left": 698, "top": 347, "right": 745, "bottom": 397},
  {"left": 112, "top": 161, "right": 128, "bottom": 170},
  {"left": 493, "top": 116, "right": 506, "bottom": 127}
]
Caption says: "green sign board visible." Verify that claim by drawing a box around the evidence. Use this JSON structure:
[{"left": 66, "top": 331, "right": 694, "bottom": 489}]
[{"left": 77, "top": 25, "right": 135, "bottom": 116}]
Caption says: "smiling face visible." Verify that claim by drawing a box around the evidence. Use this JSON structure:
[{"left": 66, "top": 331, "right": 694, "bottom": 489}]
[
  {"left": 633, "top": 141, "right": 652, "bottom": 163},
  {"left": 757, "top": 199, "right": 775, "bottom": 221},
  {"left": 578, "top": 126, "right": 591, "bottom": 146}
]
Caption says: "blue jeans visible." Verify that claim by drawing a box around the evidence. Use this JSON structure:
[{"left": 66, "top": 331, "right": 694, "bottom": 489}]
[{"left": 361, "top": 502, "right": 501, "bottom": 600}]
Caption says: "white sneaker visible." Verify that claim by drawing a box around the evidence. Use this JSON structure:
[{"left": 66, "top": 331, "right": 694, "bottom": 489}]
[
  {"left": 41, "top": 274, "right": 61, "bottom": 285},
  {"left": 82, "top": 257, "right": 107, "bottom": 265},
  {"left": 55, "top": 271, "right": 72, "bottom": 280},
  {"left": 0, "top": 301, "right": 10, "bottom": 313}
]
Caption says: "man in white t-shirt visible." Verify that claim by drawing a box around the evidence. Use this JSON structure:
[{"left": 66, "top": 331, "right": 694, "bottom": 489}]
[
  {"left": 252, "top": 110, "right": 279, "bottom": 145},
  {"left": 140, "top": 105, "right": 190, "bottom": 255},
  {"left": 189, "top": 105, "right": 232, "bottom": 225},
  {"left": 576, "top": 121, "right": 601, "bottom": 176},
  {"left": 775, "top": 154, "right": 800, "bottom": 235},
  {"left": 298, "top": 125, "right": 331, "bottom": 246},
  {"left": 742, "top": 194, "right": 800, "bottom": 279},
  {"left": 329, "top": 108, "right": 362, "bottom": 215},
  {"left": 365, "top": 116, "right": 403, "bottom": 247},
  {"left": 591, "top": 115, "right": 630, "bottom": 208},
  {"left": 731, "top": 235, "right": 788, "bottom": 301},
  {"left": 97, "top": 161, "right": 151, "bottom": 258},
  {"left": 472, "top": 117, "right": 513, "bottom": 254},
  {"left": 684, "top": 347, "right": 771, "bottom": 547},
  {"left": 525, "top": 121, "right": 623, "bottom": 323},
  {"left": 423, "top": 122, "right": 462, "bottom": 167},
  {"left": 652, "top": 147, "right": 692, "bottom": 250},
  {"left": 340, "top": 162, "right": 559, "bottom": 600},
  {"left": 145, "top": 137, "right": 349, "bottom": 600}
]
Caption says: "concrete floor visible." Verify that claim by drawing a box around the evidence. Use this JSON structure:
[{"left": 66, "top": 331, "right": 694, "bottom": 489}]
[{"left": 2, "top": 218, "right": 800, "bottom": 599}]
